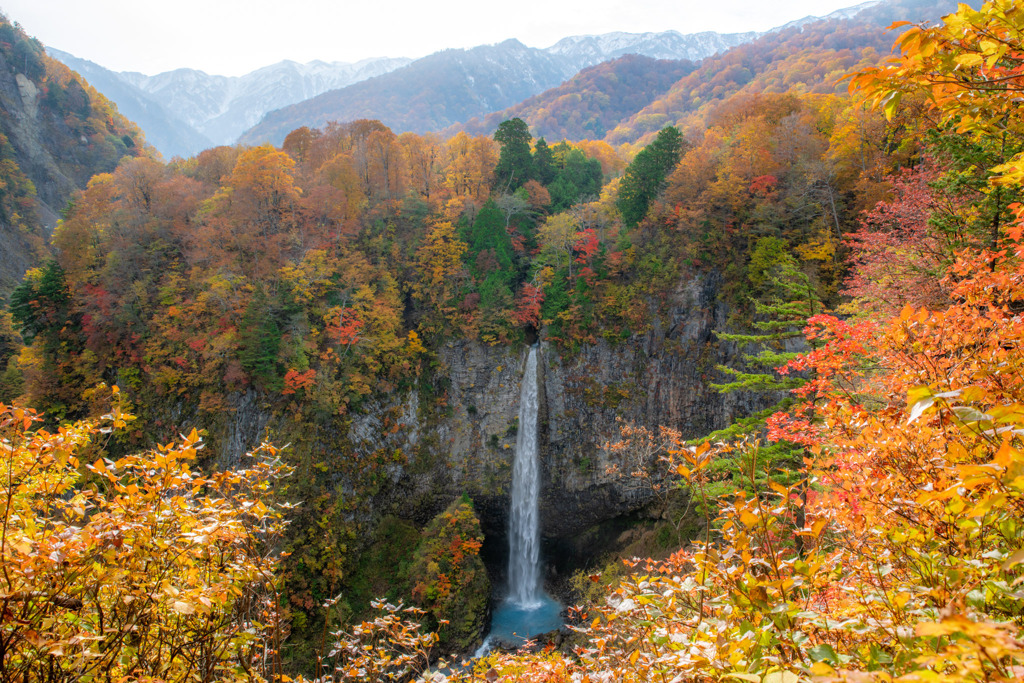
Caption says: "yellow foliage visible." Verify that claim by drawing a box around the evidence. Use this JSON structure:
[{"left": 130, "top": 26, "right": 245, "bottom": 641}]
[{"left": 0, "top": 403, "right": 292, "bottom": 682}]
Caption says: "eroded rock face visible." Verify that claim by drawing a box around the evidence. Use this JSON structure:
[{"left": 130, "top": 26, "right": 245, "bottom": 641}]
[
  {"left": 342, "top": 274, "right": 761, "bottom": 540},
  {"left": 212, "top": 272, "right": 770, "bottom": 555},
  {"left": 405, "top": 272, "right": 769, "bottom": 543}
]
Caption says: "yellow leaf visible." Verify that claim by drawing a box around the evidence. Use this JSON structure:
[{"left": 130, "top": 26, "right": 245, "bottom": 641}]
[
  {"left": 994, "top": 440, "right": 1015, "bottom": 467},
  {"left": 172, "top": 600, "right": 196, "bottom": 615},
  {"left": 1002, "top": 550, "right": 1024, "bottom": 571},
  {"left": 762, "top": 672, "right": 800, "bottom": 683},
  {"left": 954, "top": 53, "right": 984, "bottom": 67},
  {"left": 811, "top": 517, "right": 828, "bottom": 537}
]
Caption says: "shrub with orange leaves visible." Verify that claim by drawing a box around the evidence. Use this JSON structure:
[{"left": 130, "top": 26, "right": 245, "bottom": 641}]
[{"left": 0, "top": 398, "right": 293, "bottom": 683}]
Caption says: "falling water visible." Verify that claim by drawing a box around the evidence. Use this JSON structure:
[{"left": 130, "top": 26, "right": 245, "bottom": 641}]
[
  {"left": 474, "top": 346, "right": 561, "bottom": 658},
  {"left": 508, "top": 346, "right": 541, "bottom": 607}
]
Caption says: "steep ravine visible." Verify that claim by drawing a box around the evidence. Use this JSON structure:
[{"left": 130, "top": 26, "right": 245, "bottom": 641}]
[{"left": 210, "top": 271, "right": 772, "bottom": 585}]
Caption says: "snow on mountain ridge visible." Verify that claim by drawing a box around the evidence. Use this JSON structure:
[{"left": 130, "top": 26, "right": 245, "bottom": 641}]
[
  {"left": 118, "top": 56, "right": 412, "bottom": 145},
  {"left": 50, "top": 0, "right": 884, "bottom": 155}
]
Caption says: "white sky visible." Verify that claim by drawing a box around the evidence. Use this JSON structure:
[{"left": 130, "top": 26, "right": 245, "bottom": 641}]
[{"left": 4, "top": 0, "right": 863, "bottom": 76}]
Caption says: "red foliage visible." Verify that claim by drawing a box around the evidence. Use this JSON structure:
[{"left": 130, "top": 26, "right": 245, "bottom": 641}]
[
  {"left": 843, "top": 163, "right": 956, "bottom": 316},
  {"left": 326, "top": 308, "right": 363, "bottom": 347},
  {"left": 512, "top": 283, "right": 544, "bottom": 327},
  {"left": 749, "top": 174, "right": 778, "bottom": 196},
  {"left": 282, "top": 368, "right": 317, "bottom": 395},
  {"left": 573, "top": 228, "right": 600, "bottom": 265}
]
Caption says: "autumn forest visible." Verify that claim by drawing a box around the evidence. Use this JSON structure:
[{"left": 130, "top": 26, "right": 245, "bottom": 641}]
[{"left": 1, "top": 0, "right": 1024, "bottom": 681}]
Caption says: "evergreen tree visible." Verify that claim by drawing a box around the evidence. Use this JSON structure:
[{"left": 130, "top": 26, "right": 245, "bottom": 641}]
[
  {"left": 465, "top": 199, "right": 515, "bottom": 275},
  {"left": 239, "top": 289, "right": 282, "bottom": 390},
  {"left": 707, "top": 237, "right": 823, "bottom": 513},
  {"left": 10, "top": 260, "right": 71, "bottom": 345},
  {"left": 493, "top": 118, "right": 533, "bottom": 191},
  {"left": 549, "top": 148, "right": 602, "bottom": 211},
  {"left": 532, "top": 137, "right": 556, "bottom": 185},
  {"left": 712, "top": 237, "right": 821, "bottom": 418},
  {"left": 616, "top": 126, "right": 685, "bottom": 228}
]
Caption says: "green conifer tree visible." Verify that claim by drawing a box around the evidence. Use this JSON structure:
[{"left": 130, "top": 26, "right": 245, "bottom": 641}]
[
  {"left": 239, "top": 288, "right": 283, "bottom": 390},
  {"left": 532, "top": 137, "right": 556, "bottom": 185},
  {"left": 493, "top": 118, "right": 533, "bottom": 191},
  {"left": 707, "top": 238, "right": 823, "bottom": 521},
  {"left": 616, "top": 126, "right": 685, "bottom": 228}
]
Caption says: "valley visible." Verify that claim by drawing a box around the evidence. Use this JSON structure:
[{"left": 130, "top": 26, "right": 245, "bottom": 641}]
[{"left": 1, "top": 0, "right": 1022, "bottom": 681}]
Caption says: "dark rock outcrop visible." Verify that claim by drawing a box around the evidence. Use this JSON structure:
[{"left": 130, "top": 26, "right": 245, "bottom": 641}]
[{"left": 213, "top": 271, "right": 768, "bottom": 567}]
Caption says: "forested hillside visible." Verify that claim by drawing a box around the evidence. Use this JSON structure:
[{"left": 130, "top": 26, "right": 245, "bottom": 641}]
[
  {"left": 0, "top": 15, "right": 148, "bottom": 295},
  {"left": 3, "top": 0, "right": 1024, "bottom": 681},
  {"left": 605, "top": 0, "right": 961, "bottom": 145},
  {"left": 447, "top": 0, "right": 961, "bottom": 148},
  {"left": 456, "top": 55, "right": 696, "bottom": 142}
]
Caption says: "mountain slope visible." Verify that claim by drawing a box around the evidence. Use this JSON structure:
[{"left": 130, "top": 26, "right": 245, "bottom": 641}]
[
  {"left": 546, "top": 30, "right": 756, "bottom": 72},
  {"left": 605, "top": 0, "right": 969, "bottom": 145},
  {"left": 47, "top": 48, "right": 212, "bottom": 159},
  {"left": 241, "top": 40, "right": 580, "bottom": 144},
  {"left": 119, "top": 56, "right": 412, "bottom": 146},
  {"left": 456, "top": 55, "right": 696, "bottom": 141},
  {"left": 0, "top": 16, "right": 148, "bottom": 295},
  {"left": 241, "top": 0, "right": 897, "bottom": 146},
  {"left": 45, "top": 52, "right": 412, "bottom": 157}
]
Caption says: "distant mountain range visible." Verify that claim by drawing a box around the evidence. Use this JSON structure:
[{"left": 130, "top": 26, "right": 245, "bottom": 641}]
[
  {"left": 47, "top": 50, "right": 411, "bottom": 158},
  {"left": 454, "top": 54, "right": 698, "bottom": 142},
  {"left": 48, "top": 1, "right": 885, "bottom": 157},
  {"left": 239, "top": 1, "right": 890, "bottom": 146}
]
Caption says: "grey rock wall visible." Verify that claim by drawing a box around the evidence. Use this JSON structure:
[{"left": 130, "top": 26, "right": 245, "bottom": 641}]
[{"left": 210, "top": 271, "right": 771, "bottom": 551}]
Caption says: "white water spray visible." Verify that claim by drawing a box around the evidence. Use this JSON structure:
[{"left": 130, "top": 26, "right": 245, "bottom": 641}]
[
  {"left": 508, "top": 346, "right": 541, "bottom": 607},
  {"left": 474, "top": 346, "right": 560, "bottom": 658}
]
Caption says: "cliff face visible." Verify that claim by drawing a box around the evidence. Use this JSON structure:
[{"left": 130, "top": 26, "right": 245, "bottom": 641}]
[
  {"left": 213, "top": 272, "right": 768, "bottom": 560},
  {"left": 388, "top": 273, "right": 766, "bottom": 542}
]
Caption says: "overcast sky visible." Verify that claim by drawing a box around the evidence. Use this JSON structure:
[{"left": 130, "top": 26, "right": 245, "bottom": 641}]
[{"left": 4, "top": 0, "right": 865, "bottom": 76}]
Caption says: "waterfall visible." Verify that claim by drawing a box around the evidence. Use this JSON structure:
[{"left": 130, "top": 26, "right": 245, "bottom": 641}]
[
  {"left": 508, "top": 346, "right": 541, "bottom": 607},
  {"left": 474, "top": 345, "right": 560, "bottom": 657}
]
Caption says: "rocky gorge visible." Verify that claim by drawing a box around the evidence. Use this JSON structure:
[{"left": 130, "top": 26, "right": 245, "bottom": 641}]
[{"left": 195, "top": 270, "right": 772, "bottom": 644}]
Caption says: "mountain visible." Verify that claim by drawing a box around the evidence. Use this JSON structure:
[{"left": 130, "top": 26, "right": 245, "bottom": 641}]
[
  {"left": 241, "top": 39, "right": 580, "bottom": 145},
  {"left": 240, "top": 0, "right": 892, "bottom": 146},
  {"left": 456, "top": 55, "right": 696, "bottom": 142},
  {"left": 47, "top": 0, "right": 892, "bottom": 154},
  {"left": 46, "top": 48, "right": 212, "bottom": 159},
  {"left": 0, "top": 16, "right": 147, "bottom": 295},
  {"left": 45, "top": 52, "right": 412, "bottom": 158},
  {"left": 545, "top": 30, "right": 756, "bottom": 73},
  {"left": 603, "top": 0, "right": 967, "bottom": 145},
  {"left": 118, "top": 57, "right": 411, "bottom": 146}
]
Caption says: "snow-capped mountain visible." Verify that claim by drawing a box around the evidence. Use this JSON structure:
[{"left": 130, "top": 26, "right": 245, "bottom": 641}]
[
  {"left": 117, "top": 56, "right": 411, "bottom": 147},
  {"left": 47, "top": 51, "right": 411, "bottom": 157},
  {"left": 47, "top": 49, "right": 214, "bottom": 158},
  {"left": 545, "top": 30, "right": 758, "bottom": 72},
  {"left": 240, "top": 39, "right": 580, "bottom": 144},
  {"left": 49, "top": 0, "right": 887, "bottom": 157},
  {"left": 772, "top": 0, "right": 882, "bottom": 32}
]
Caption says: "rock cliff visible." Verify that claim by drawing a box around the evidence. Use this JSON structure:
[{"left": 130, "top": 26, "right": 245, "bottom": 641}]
[{"left": 211, "top": 271, "right": 770, "bottom": 578}]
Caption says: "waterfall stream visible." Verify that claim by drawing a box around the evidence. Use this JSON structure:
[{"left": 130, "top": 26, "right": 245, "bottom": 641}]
[
  {"left": 508, "top": 346, "right": 541, "bottom": 607},
  {"left": 475, "top": 346, "right": 562, "bottom": 656}
]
